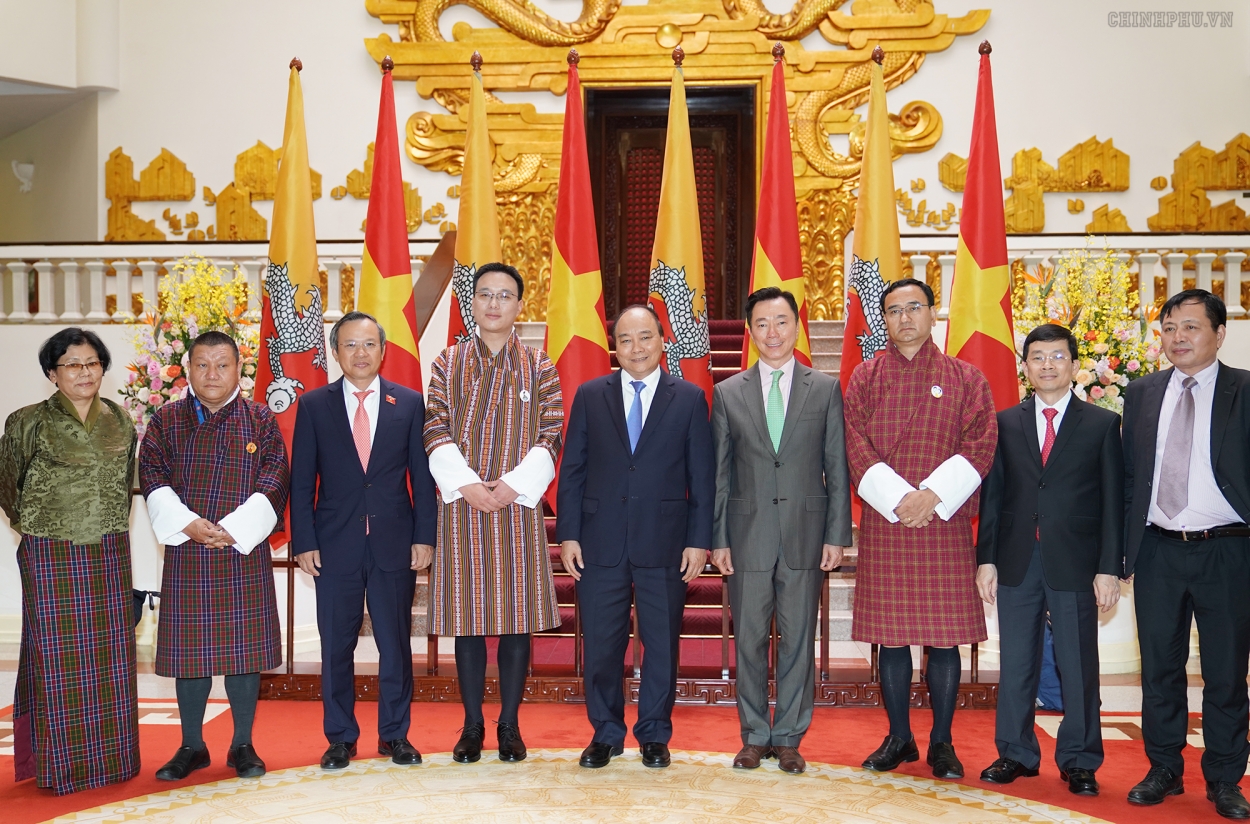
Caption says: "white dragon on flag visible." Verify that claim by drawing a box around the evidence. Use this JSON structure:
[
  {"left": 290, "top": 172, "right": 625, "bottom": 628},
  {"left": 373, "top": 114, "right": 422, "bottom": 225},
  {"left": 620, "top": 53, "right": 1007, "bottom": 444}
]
[
  {"left": 263, "top": 261, "right": 328, "bottom": 413},
  {"left": 647, "top": 260, "right": 710, "bottom": 379},
  {"left": 450, "top": 261, "right": 478, "bottom": 343},
  {"left": 848, "top": 254, "right": 890, "bottom": 363}
]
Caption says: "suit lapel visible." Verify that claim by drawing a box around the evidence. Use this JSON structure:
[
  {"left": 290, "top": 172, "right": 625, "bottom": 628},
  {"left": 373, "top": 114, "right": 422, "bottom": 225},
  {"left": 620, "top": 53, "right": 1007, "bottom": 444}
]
[
  {"left": 776, "top": 365, "right": 814, "bottom": 456},
  {"left": 1211, "top": 362, "right": 1236, "bottom": 471},
  {"left": 634, "top": 374, "right": 676, "bottom": 454},
  {"left": 739, "top": 366, "right": 775, "bottom": 455},
  {"left": 1041, "top": 391, "right": 1082, "bottom": 474},
  {"left": 328, "top": 378, "right": 365, "bottom": 479},
  {"left": 1017, "top": 396, "right": 1042, "bottom": 471},
  {"left": 368, "top": 380, "right": 399, "bottom": 477},
  {"left": 602, "top": 370, "right": 631, "bottom": 452},
  {"left": 1137, "top": 369, "right": 1170, "bottom": 478}
]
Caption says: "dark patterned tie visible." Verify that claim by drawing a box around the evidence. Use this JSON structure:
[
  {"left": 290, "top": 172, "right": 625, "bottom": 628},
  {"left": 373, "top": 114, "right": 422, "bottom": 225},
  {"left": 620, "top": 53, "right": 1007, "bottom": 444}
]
[
  {"left": 1157, "top": 376, "right": 1198, "bottom": 519},
  {"left": 1040, "top": 408, "right": 1058, "bottom": 466}
]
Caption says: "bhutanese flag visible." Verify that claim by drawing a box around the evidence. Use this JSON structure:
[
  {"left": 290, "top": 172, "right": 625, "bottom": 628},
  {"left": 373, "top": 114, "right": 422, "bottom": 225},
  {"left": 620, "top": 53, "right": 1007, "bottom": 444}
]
[
  {"left": 840, "top": 47, "right": 902, "bottom": 391},
  {"left": 545, "top": 50, "right": 610, "bottom": 513},
  {"left": 448, "top": 52, "right": 502, "bottom": 344},
  {"left": 742, "top": 47, "right": 811, "bottom": 369},
  {"left": 357, "top": 58, "right": 422, "bottom": 390},
  {"left": 648, "top": 50, "right": 712, "bottom": 402},
  {"left": 946, "top": 42, "right": 1017, "bottom": 411},
  {"left": 257, "top": 58, "right": 328, "bottom": 548}
]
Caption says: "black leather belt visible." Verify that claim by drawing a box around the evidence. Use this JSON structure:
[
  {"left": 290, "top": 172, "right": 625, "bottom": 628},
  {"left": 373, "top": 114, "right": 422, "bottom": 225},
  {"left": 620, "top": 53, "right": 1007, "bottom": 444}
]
[{"left": 1148, "top": 523, "right": 1250, "bottom": 542}]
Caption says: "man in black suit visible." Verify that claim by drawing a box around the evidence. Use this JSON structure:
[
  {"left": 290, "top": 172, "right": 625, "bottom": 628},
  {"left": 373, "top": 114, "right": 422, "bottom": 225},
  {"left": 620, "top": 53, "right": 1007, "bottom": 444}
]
[
  {"left": 975, "top": 323, "right": 1124, "bottom": 797},
  {"left": 290, "top": 311, "right": 437, "bottom": 771},
  {"left": 557, "top": 304, "right": 715, "bottom": 770},
  {"left": 1122, "top": 289, "right": 1250, "bottom": 819}
]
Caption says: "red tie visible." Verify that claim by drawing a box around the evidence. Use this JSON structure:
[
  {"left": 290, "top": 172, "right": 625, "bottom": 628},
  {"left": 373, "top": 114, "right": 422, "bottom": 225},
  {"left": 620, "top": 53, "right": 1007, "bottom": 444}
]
[
  {"left": 1040, "top": 407, "right": 1058, "bottom": 466},
  {"left": 353, "top": 390, "right": 373, "bottom": 472}
]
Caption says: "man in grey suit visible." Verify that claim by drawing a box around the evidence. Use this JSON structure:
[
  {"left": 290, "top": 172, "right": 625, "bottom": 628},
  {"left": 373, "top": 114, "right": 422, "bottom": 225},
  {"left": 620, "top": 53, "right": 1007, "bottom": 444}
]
[{"left": 711, "top": 286, "right": 854, "bottom": 774}]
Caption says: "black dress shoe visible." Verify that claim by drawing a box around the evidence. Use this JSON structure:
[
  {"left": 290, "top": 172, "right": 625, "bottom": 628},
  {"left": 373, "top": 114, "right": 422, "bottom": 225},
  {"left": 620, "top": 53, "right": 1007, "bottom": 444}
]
[
  {"left": 980, "top": 756, "right": 1039, "bottom": 784},
  {"left": 497, "top": 722, "right": 527, "bottom": 762},
  {"left": 156, "top": 745, "right": 211, "bottom": 780},
  {"left": 1128, "top": 765, "right": 1184, "bottom": 805},
  {"left": 927, "top": 741, "right": 964, "bottom": 779},
  {"left": 226, "top": 743, "right": 266, "bottom": 778},
  {"left": 379, "top": 737, "right": 422, "bottom": 765},
  {"left": 320, "top": 741, "right": 357, "bottom": 771},
  {"left": 641, "top": 742, "right": 671, "bottom": 768},
  {"left": 453, "top": 722, "right": 486, "bottom": 764},
  {"left": 579, "top": 741, "right": 624, "bottom": 769},
  {"left": 862, "top": 735, "right": 919, "bottom": 772},
  {"left": 1208, "top": 781, "right": 1250, "bottom": 819},
  {"left": 1061, "top": 767, "right": 1099, "bottom": 796}
]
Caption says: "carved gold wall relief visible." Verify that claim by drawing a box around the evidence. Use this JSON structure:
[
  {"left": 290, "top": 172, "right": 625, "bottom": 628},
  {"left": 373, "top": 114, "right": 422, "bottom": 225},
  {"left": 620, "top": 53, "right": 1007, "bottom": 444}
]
[
  {"left": 342, "top": 142, "right": 426, "bottom": 232},
  {"left": 105, "top": 148, "right": 195, "bottom": 241},
  {"left": 366, "top": 0, "right": 989, "bottom": 320},
  {"left": 1086, "top": 204, "right": 1130, "bottom": 233},
  {"left": 1148, "top": 133, "right": 1250, "bottom": 232}
]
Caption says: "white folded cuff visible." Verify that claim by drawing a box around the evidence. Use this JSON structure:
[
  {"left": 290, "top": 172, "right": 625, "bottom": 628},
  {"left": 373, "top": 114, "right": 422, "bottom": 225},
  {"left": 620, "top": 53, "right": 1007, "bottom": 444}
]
[
  {"left": 429, "top": 443, "right": 484, "bottom": 503},
  {"left": 858, "top": 462, "right": 916, "bottom": 523},
  {"left": 217, "top": 492, "right": 279, "bottom": 555},
  {"left": 145, "top": 485, "right": 198, "bottom": 545},
  {"left": 500, "top": 447, "right": 556, "bottom": 510},
  {"left": 919, "top": 454, "right": 982, "bottom": 520}
]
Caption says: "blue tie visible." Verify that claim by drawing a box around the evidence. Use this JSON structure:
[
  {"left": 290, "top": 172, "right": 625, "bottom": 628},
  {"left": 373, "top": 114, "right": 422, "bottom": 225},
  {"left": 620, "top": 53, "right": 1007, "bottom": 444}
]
[{"left": 627, "top": 380, "right": 645, "bottom": 453}]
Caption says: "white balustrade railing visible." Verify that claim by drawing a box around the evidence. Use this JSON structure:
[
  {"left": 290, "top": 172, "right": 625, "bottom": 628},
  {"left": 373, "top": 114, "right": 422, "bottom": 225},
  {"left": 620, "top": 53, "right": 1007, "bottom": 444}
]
[
  {"left": 898, "top": 233, "right": 1250, "bottom": 320},
  {"left": 0, "top": 241, "right": 438, "bottom": 324}
]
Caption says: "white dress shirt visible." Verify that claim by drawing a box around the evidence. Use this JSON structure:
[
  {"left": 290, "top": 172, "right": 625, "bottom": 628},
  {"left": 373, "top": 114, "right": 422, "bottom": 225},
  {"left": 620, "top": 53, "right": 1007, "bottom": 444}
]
[
  {"left": 1035, "top": 390, "right": 1073, "bottom": 446},
  {"left": 342, "top": 375, "right": 381, "bottom": 444},
  {"left": 1148, "top": 361, "right": 1242, "bottom": 530},
  {"left": 621, "top": 366, "right": 663, "bottom": 427},
  {"left": 145, "top": 385, "right": 277, "bottom": 555},
  {"left": 758, "top": 357, "right": 796, "bottom": 416}
]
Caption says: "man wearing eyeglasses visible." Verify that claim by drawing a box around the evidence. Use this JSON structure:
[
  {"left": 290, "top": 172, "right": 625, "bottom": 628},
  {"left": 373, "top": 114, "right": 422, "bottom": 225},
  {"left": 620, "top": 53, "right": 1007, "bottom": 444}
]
[
  {"left": 975, "top": 323, "right": 1124, "bottom": 797},
  {"left": 844, "top": 277, "right": 997, "bottom": 781},
  {"left": 424, "top": 262, "right": 564, "bottom": 764}
]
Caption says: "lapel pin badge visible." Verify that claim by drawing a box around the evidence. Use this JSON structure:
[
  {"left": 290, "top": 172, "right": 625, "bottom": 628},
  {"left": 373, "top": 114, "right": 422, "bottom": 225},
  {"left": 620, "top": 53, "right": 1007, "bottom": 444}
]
[
  {"left": 519, "top": 389, "right": 531, "bottom": 402},
  {"left": 385, "top": 394, "right": 396, "bottom": 405},
  {"left": 246, "top": 442, "right": 258, "bottom": 453},
  {"left": 931, "top": 385, "right": 943, "bottom": 399}
]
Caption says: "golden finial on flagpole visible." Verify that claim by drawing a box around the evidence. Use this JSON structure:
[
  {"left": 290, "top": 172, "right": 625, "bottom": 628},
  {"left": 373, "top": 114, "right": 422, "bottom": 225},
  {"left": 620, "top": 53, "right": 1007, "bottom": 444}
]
[
  {"left": 289, "top": 57, "right": 302, "bottom": 72},
  {"left": 470, "top": 51, "right": 484, "bottom": 72},
  {"left": 381, "top": 56, "right": 394, "bottom": 73},
  {"left": 772, "top": 43, "right": 785, "bottom": 63},
  {"left": 979, "top": 40, "right": 992, "bottom": 54},
  {"left": 672, "top": 46, "right": 685, "bottom": 67},
  {"left": 871, "top": 45, "right": 884, "bottom": 65},
  {"left": 567, "top": 48, "right": 580, "bottom": 66}
]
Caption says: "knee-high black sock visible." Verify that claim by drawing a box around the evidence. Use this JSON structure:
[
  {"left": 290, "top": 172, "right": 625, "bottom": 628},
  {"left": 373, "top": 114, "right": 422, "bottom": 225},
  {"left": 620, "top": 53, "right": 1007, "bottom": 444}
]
[
  {"left": 496, "top": 634, "right": 530, "bottom": 726},
  {"left": 926, "top": 646, "right": 961, "bottom": 745},
  {"left": 455, "top": 636, "right": 487, "bottom": 726},
  {"left": 224, "top": 672, "right": 260, "bottom": 749},
  {"left": 175, "top": 676, "right": 212, "bottom": 749},
  {"left": 878, "top": 646, "right": 913, "bottom": 741}
]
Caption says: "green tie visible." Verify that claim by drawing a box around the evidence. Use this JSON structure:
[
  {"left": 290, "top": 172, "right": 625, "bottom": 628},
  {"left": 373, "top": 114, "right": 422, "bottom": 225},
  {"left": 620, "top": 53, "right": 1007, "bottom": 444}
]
[{"left": 766, "top": 369, "right": 785, "bottom": 452}]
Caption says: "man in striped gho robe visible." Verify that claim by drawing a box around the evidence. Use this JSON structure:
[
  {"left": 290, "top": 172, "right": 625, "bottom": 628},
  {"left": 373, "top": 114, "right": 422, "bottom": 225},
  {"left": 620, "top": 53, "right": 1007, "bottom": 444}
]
[{"left": 425, "top": 262, "right": 563, "bottom": 765}]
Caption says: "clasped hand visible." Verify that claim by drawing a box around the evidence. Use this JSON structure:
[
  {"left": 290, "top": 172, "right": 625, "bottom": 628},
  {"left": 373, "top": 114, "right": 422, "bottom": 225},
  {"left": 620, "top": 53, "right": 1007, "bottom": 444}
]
[
  {"left": 458, "top": 480, "right": 519, "bottom": 512},
  {"left": 185, "top": 517, "right": 235, "bottom": 549},
  {"left": 894, "top": 488, "right": 940, "bottom": 528}
]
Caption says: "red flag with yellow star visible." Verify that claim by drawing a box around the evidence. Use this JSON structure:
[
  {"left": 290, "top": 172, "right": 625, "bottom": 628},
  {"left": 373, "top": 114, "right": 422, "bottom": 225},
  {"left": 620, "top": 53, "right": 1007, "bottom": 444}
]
[
  {"left": 742, "top": 47, "right": 811, "bottom": 369},
  {"left": 946, "top": 42, "right": 1017, "bottom": 411},
  {"left": 357, "top": 58, "right": 422, "bottom": 390},
  {"left": 544, "top": 50, "right": 610, "bottom": 513}
]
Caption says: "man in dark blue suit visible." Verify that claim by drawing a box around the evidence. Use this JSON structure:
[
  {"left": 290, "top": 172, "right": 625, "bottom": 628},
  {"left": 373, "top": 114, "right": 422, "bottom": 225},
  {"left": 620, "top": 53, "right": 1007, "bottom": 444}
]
[
  {"left": 290, "top": 311, "right": 437, "bottom": 771},
  {"left": 556, "top": 304, "right": 715, "bottom": 770}
]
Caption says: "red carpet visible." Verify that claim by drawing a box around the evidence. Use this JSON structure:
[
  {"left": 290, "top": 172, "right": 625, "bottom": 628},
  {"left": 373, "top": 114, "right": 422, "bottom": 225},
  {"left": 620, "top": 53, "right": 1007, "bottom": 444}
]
[{"left": 0, "top": 701, "right": 1231, "bottom": 823}]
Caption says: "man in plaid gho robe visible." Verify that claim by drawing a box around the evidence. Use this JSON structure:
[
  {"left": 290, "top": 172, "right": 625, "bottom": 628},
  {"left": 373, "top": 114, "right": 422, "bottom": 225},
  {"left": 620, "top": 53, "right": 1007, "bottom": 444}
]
[
  {"left": 140, "top": 331, "right": 289, "bottom": 781},
  {"left": 844, "top": 278, "right": 997, "bottom": 782}
]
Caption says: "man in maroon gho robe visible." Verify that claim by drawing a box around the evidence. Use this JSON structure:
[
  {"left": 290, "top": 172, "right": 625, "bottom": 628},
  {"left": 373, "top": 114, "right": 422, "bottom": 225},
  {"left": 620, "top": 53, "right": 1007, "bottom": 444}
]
[{"left": 843, "top": 277, "right": 997, "bottom": 782}]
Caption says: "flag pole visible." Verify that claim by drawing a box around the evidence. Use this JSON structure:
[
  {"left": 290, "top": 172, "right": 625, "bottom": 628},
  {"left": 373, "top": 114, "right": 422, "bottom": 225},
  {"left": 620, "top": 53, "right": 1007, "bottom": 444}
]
[{"left": 284, "top": 54, "right": 301, "bottom": 678}]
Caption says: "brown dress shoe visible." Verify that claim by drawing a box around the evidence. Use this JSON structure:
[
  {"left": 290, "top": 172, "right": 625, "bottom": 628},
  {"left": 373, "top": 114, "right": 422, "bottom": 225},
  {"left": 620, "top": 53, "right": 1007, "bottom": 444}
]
[
  {"left": 775, "top": 747, "right": 806, "bottom": 774},
  {"left": 733, "top": 744, "right": 771, "bottom": 769}
]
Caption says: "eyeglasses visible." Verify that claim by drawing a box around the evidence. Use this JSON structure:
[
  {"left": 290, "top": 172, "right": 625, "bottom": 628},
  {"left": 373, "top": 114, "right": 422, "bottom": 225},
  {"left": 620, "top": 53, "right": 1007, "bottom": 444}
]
[
  {"left": 56, "top": 360, "right": 103, "bottom": 377},
  {"left": 884, "top": 302, "right": 933, "bottom": 319},
  {"left": 1026, "top": 352, "right": 1071, "bottom": 365},
  {"left": 339, "top": 340, "right": 380, "bottom": 351},
  {"left": 475, "top": 290, "right": 517, "bottom": 305}
]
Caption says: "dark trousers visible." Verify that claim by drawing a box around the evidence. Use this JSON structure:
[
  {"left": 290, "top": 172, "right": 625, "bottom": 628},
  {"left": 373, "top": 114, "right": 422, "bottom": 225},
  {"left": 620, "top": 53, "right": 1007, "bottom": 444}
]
[
  {"left": 314, "top": 541, "right": 416, "bottom": 744},
  {"left": 995, "top": 544, "right": 1103, "bottom": 771},
  {"left": 577, "top": 559, "right": 687, "bottom": 747},
  {"left": 1134, "top": 530, "right": 1250, "bottom": 782}
]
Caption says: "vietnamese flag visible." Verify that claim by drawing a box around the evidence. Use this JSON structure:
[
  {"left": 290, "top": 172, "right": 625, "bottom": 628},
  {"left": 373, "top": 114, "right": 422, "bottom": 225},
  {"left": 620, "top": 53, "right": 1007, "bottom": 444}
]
[
  {"left": 357, "top": 56, "right": 422, "bottom": 390},
  {"left": 256, "top": 57, "right": 329, "bottom": 548},
  {"left": 447, "top": 51, "right": 502, "bottom": 344},
  {"left": 544, "top": 49, "right": 611, "bottom": 513},
  {"left": 840, "top": 46, "right": 902, "bottom": 391},
  {"left": 742, "top": 45, "right": 811, "bottom": 370},
  {"left": 946, "top": 41, "right": 1017, "bottom": 411},
  {"left": 647, "top": 47, "right": 712, "bottom": 403}
]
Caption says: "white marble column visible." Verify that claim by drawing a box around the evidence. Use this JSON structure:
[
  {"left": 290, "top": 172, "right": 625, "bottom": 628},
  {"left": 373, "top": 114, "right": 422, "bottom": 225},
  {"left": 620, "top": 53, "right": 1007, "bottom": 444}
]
[
  {"left": 33, "top": 261, "right": 58, "bottom": 322},
  {"left": 1163, "top": 252, "right": 1188, "bottom": 299},
  {"left": 84, "top": 260, "right": 110, "bottom": 321},
  {"left": 60, "top": 261, "right": 84, "bottom": 321},
  {"left": 936, "top": 254, "right": 956, "bottom": 319},
  {"left": 1223, "top": 252, "right": 1246, "bottom": 318}
]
